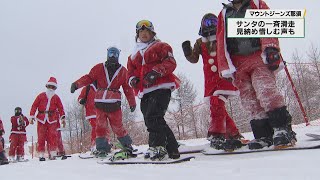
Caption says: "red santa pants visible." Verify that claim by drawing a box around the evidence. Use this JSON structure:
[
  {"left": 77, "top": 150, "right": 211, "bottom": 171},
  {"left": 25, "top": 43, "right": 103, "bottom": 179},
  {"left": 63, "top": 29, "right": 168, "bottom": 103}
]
[
  {"left": 232, "top": 51, "right": 285, "bottom": 120},
  {"left": 208, "top": 96, "right": 240, "bottom": 138},
  {"left": 96, "top": 109, "right": 128, "bottom": 140},
  {"left": 88, "top": 118, "right": 96, "bottom": 147},
  {"left": 9, "top": 134, "right": 25, "bottom": 156},
  {"left": 56, "top": 129, "right": 64, "bottom": 154},
  {"left": 37, "top": 121, "right": 57, "bottom": 153}
]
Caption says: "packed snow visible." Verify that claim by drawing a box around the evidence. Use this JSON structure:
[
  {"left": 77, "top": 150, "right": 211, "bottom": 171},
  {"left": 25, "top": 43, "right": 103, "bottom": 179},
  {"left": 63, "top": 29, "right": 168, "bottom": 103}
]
[{"left": 1, "top": 120, "right": 319, "bottom": 180}]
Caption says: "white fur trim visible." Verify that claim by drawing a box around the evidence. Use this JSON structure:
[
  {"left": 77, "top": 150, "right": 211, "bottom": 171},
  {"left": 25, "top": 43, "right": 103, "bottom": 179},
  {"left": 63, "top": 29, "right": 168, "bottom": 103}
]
[
  {"left": 137, "top": 82, "right": 176, "bottom": 99},
  {"left": 30, "top": 116, "right": 35, "bottom": 119},
  {"left": 46, "top": 82, "right": 57, "bottom": 87},
  {"left": 208, "top": 58, "right": 214, "bottom": 65},
  {"left": 201, "top": 35, "right": 216, "bottom": 42},
  {"left": 210, "top": 52, "right": 217, "bottom": 57},
  {"left": 94, "top": 99, "right": 121, "bottom": 103},
  {"left": 102, "top": 64, "right": 123, "bottom": 100},
  {"left": 211, "top": 65, "right": 218, "bottom": 72},
  {"left": 90, "top": 84, "right": 97, "bottom": 92},
  {"left": 221, "top": 9, "right": 237, "bottom": 79},
  {"left": 213, "top": 90, "right": 240, "bottom": 97},
  {"left": 11, "top": 131, "right": 26, "bottom": 134},
  {"left": 128, "top": 76, "right": 137, "bottom": 88},
  {"left": 218, "top": 95, "right": 228, "bottom": 103},
  {"left": 36, "top": 117, "right": 57, "bottom": 125},
  {"left": 85, "top": 115, "right": 97, "bottom": 120}
]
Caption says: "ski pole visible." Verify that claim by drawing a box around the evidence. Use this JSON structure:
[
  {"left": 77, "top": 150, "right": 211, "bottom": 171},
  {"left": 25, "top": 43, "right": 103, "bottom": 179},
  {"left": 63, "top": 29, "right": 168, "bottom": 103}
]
[{"left": 281, "top": 56, "right": 310, "bottom": 126}]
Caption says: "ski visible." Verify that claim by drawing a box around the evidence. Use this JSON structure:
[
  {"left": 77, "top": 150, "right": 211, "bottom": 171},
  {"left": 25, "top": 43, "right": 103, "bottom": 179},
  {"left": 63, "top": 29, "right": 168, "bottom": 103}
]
[{"left": 97, "top": 156, "right": 195, "bottom": 165}]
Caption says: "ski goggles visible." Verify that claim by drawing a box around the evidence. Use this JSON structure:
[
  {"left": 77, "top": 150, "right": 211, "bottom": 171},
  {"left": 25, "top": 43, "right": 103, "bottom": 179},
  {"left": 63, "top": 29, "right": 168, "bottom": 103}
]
[
  {"left": 46, "top": 85, "right": 57, "bottom": 90},
  {"left": 202, "top": 17, "right": 218, "bottom": 27},
  {"left": 107, "top": 47, "right": 120, "bottom": 58},
  {"left": 136, "top": 20, "right": 154, "bottom": 32}
]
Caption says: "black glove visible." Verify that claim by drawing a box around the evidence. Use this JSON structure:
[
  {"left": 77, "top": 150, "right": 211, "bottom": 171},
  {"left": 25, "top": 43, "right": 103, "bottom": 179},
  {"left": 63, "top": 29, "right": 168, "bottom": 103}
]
[
  {"left": 0, "top": 130, "right": 4, "bottom": 136},
  {"left": 79, "top": 98, "right": 86, "bottom": 105},
  {"left": 265, "top": 47, "right": 281, "bottom": 71},
  {"left": 130, "top": 106, "right": 136, "bottom": 112},
  {"left": 182, "top": 40, "right": 192, "bottom": 57},
  {"left": 130, "top": 77, "right": 140, "bottom": 88},
  {"left": 144, "top": 71, "right": 161, "bottom": 87},
  {"left": 70, "top": 83, "right": 78, "bottom": 93}
]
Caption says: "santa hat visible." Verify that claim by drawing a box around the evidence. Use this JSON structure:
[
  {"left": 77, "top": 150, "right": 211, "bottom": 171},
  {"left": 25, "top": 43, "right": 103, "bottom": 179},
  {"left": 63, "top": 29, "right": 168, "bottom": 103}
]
[{"left": 46, "top": 77, "right": 58, "bottom": 88}]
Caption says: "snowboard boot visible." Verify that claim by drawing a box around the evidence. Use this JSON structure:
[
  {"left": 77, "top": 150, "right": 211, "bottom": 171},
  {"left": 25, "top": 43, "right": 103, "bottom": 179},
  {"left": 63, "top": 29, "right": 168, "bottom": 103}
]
[
  {"left": 95, "top": 150, "right": 108, "bottom": 159},
  {"left": 167, "top": 148, "right": 180, "bottom": 159},
  {"left": 273, "top": 127, "right": 297, "bottom": 148},
  {"left": 39, "top": 157, "right": 46, "bottom": 161},
  {"left": 149, "top": 146, "right": 168, "bottom": 161},
  {"left": 248, "top": 118, "right": 274, "bottom": 150},
  {"left": 144, "top": 147, "right": 157, "bottom": 159},
  {"left": 145, "top": 146, "right": 168, "bottom": 161},
  {"left": 267, "top": 106, "right": 297, "bottom": 149},
  {"left": 248, "top": 137, "right": 273, "bottom": 150},
  {"left": 0, "top": 151, "right": 9, "bottom": 165},
  {"left": 208, "top": 134, "right": 226, "bottom": 150},
  {"left": 224, "top": 135, "right": 243, "bottom": 152}
]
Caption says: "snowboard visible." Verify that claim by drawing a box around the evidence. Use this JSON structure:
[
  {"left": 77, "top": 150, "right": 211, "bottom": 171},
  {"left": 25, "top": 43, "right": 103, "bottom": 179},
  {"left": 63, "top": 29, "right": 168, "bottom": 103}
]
[
  {"left": 305, "top": 133, "right": 320, "bottom": 140},
  {"left": 202, "top": 140, "right": 320, "bottom": 155},
  {"left": 97, "top": 156, "right": 195, "bottom": 165}
]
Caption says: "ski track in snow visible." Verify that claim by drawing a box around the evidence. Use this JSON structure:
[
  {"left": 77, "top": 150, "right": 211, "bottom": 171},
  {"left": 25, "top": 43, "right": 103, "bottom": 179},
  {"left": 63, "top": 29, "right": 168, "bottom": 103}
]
[{"left": 1, "top": 121, "right": 320, "bottom": 180}]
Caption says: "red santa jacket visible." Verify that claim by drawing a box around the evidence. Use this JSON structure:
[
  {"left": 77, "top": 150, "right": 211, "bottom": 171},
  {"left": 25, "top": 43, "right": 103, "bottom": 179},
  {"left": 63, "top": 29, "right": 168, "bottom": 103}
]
[
  {"left": 127, "top": 40, "right": 180, "bottom": 98},
  {"left": 30, "top": 92, "right": 65, "bottom": 124},
  {"left": 198, "top": 36, "right": 239, "bottom": 98},
  {"left": 10, "top": 115, "right": 29, "bottom": 134},
  {"left": 74, "top": 63, "right": 136, "bottom": 107},
  {"left": 78, "top": 84, "right": 97, "bottom": 120},
  {"left": 217, "top": 0, "right": 284, "bottom": 79},
  {"left": 0, "top": 119, "right": 4, "bottom": 137}
]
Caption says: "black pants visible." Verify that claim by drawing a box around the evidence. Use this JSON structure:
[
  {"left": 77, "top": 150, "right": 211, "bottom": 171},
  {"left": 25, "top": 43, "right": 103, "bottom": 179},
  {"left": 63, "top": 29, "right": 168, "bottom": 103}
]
[{"left": 141, "top": 89, "right": 178, "bottom": 153}]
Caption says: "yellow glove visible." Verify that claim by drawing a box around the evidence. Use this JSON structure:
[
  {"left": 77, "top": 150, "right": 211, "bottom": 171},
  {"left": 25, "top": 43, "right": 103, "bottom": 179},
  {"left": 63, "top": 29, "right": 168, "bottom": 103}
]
[{"left": 61, "top": 117, "right": 66, "bottom": 128}]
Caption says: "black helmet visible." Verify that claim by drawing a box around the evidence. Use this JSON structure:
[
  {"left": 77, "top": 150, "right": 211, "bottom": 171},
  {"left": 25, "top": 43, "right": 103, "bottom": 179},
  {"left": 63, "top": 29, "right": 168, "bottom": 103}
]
[
  {"left": 198, "top": 13, "right": 218, "bottom": 37},
  {"left": 228, "top": 0, "right": 244, "bottom": 4},
  {"left": 15, "top": 107, "right": 22, "bottom": 116}
]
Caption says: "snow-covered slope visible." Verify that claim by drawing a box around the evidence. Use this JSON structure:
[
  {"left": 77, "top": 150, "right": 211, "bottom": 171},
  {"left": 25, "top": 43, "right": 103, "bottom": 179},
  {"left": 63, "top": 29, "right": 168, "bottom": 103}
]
[{"left": 1, "top": 121, "right": 320, "bottom": 180}]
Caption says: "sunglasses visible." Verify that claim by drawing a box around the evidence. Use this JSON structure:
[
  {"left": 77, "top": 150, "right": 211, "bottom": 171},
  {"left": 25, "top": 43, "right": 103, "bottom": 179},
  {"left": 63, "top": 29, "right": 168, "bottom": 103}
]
[
  {"left": 202, "top": 17, "right": 218, "bottom": 27},
  {"left": 107, "top": 48, "right": 120, "bottom": 58},
  {"left": 136, "top": 20, "right": 154, "bottom": 32}
]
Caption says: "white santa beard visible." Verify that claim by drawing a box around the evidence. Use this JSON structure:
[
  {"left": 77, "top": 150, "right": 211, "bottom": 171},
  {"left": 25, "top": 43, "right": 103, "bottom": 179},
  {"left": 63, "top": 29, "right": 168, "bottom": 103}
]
[{"left": 46, "top": 89, "right": 55, "bottom": 98}]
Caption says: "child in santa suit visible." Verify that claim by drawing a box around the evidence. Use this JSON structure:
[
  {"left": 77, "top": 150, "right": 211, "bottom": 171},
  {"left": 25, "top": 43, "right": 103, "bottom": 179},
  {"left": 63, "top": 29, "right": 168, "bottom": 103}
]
[
  {"left": 0, "top": 117, "right": 9, "bottom": 165},
  {"left": 127, "top": 20, "right": 181, "bottom": 160},
  {"left": 71, "top": 47, "right": 136, "bottom": 158},
  {"left": 9, "top": 107, "right": 29, "bottom": 162},
  {"left": 182, "top": 13, "right": 244, "bottom": 150},
  {"left": 78, "top": 83, "right": 98, "bottom": 152},
  {"left": 29, "top": 77, "right": 66, "bottom": 161},
  {"left": 216, "top": 0, "right": 296, "bottom": 149}
]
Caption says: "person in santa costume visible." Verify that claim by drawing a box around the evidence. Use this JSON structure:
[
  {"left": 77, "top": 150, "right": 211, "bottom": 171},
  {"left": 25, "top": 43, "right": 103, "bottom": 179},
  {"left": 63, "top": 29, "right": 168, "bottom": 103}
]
[
  {"left": 182, "top": 13, "right": 244, "bottom": 151},
  {"left": 29, "top": 77, "right": 66, "bottom": 161},
  {"left": 216, "top": 0, "right": 296, "bottom": 149},
  {"left": 78, "top": 82, "right": 98, "bottom": 153},
  {"left": 71, "top": 46, "right": 136, "bottom": 158},
  {"left": 127, "top": 20, "right": 180, "bottom": 160},
  {"left": 9, "top": 107, "right": 29, "bottom": 162},
  {"left": 0, "top": 117, "right": 9, "bottom": 165}
]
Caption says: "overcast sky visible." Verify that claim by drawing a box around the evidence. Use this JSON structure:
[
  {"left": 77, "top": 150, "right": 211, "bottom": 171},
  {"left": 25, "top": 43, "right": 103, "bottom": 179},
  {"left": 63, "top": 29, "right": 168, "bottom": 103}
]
[{"left": 0, "top": 0, "right": 319, "bottom": 141}]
